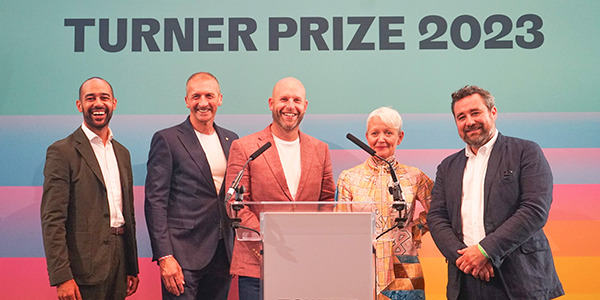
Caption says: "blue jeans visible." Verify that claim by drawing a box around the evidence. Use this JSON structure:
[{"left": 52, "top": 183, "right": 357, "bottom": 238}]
[{"left": 238, "top": 276, "right": 261, "bottom": 300}]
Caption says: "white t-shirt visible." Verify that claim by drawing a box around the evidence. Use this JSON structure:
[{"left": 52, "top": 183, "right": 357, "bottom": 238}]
[
  {"left": 272, "top": 134, "right": 301, "bottom": 200},
  {"left": 196, "top": 130, "right": 227, "bottom": 194}
]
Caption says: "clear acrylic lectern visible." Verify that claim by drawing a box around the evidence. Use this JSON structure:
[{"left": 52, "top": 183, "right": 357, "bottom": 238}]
[{"left": 229, "top": 201, "right": 404, "bottom": 300}]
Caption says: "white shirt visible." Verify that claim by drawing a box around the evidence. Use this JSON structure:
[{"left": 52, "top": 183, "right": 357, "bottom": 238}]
[
  {"left": 272, "top": 134, "right": 301, "bottom": 200},
  {"left": 196, "top": 130, "right": 227, "bottom": 194},
  {"left": 81, "top": 123, "right": 125, "bottom": 227},
  {"left": 461, "top": 129, "right": 498, "bottom": 246}
]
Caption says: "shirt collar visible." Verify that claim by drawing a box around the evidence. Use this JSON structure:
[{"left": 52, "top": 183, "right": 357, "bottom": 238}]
[
  {"left": 272, "top": 133, "right": 299, "bottom": 144},
  {"left": 81, "top": 122, "right": 113, "bottom": 144},
  {"left": 366, "top": 155, "right": 398, "bottom": 170},
  {"left": 465, "top": 129, "right": 498, "bottom": 158}
]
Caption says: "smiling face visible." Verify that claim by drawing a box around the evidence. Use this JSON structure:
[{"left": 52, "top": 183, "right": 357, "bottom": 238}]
[
  {"left": 366, "top": 116, "right": 404, "bottom": 159},
  {"left": 453, "top": 93, "right": 497, "bottom": 152},
  {"left": 268, "top": 77, "right": 308, "bottom": 139},
  {"left": 76, "top": 78, "right": 116, "bottom": 134},
  {"left": 185, "top": 75, "right": 222, "bottom": 131}
]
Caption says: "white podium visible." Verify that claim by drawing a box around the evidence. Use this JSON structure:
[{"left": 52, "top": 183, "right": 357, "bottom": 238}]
[
  {"left": 231, "top": 201, "right": 384, "bottom": 300},
  {"left": 262, "top": 212, "right": 374, "bottom": 300}
]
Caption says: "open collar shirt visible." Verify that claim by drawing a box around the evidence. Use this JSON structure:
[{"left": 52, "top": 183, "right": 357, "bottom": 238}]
[
  {"left": 81, "top": 123, "right": 125, "bottom": 227},
  {"left": 461, "top": 129, "right": 499, "bottom": 246}
]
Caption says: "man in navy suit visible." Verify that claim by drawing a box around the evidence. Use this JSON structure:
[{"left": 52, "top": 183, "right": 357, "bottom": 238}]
[
  {"left": 427, "top": 85, "right": 564, "bottom": 299},
  {"left": 145, "top": 72, "right": 238, "bottom": 299}
]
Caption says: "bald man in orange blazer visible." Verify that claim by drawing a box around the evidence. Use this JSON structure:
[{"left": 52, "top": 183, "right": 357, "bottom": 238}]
[{"left": 225, "top": 77, "right": 335, "bottom": 300}]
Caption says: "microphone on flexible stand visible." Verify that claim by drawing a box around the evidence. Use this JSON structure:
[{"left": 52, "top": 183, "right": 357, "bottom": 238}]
[
  {"left": 224, "top": 142, "right": 272, "bottom": 203},
  {"left": 225, "top": 142, "right": 272, "bottom": 236},
  {"left": 346, "top": 133, "right": 407, "bottom": 238}
]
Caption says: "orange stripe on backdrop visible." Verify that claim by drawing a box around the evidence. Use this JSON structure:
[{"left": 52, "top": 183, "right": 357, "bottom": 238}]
[
  {"left": 544, "top": 220, "right": 600, "bottom": 257},
  {"left": 419, "top": 220, "right": 600, "bottom": 257},
  {"left": 421, "top": 257, "right": 600, "bottom": 300},
  {"left": 419, "top": 219, "right": 600, "bottom": 298}
]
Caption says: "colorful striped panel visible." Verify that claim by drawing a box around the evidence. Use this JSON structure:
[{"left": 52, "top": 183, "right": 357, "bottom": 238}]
[{"left": 2, "top": 184, "right": 598, "bottom": 257}]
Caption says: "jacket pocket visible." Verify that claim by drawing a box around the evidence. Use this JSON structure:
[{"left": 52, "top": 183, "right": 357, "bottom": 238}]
[
  {"left": 167, "top": 217, "right": 195, "bottom": 229},
  {"left": 520, "top": 234, "right": 550, "bottom": 254},
  {"left": 239, "top": 241, "right": 261, "bottom": 265}
]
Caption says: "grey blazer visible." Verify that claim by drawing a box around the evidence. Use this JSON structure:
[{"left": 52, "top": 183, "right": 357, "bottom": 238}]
[
  {"left": 41, "top": 127, "right": 139, "bottom": 286},
  {"left": 427, "top": 133, "right": 564, "bottom": 299}
]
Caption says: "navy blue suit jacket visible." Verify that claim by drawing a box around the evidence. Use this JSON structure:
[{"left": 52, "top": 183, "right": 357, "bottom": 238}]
[
  {"left": 144, "top": 117, "right": 238, "bottom": 270},
  {"left": 428, "top": 133, "right": 564, "bottom": 299}
]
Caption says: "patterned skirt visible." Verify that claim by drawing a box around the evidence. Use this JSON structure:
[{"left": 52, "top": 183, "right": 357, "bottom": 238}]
[{"left": 377, "top": 255, "right": 425, "bottom": 300}]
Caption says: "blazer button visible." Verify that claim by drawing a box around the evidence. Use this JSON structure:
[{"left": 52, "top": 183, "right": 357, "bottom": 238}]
[
  {"left": 104, "top": 240, "right": 110, "bottom": 245},
  {"left": 215, "top": 219, "right": 219, "bottom": 223},
  {"left": 104, "top": 213, "right": 109, "bottom": 218}
]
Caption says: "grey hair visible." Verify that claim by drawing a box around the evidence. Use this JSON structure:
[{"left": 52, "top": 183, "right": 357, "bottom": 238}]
[{"left": 367, "top": 106, "right": 403, "bottom": 132}]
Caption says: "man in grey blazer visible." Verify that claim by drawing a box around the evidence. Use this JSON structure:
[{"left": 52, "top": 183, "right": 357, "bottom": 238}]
[
  {"left": 427, "top": 85, "right": 564, "bottom": 299},
  {"left": 145, "top": 72, "right": 238, "bottom": 299},
  {"left": 41, "top": 77, "right": 139, "bottom": 300}
]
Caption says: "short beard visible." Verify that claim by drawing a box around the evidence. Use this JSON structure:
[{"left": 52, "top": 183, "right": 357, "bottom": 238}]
[
  {"left": 83, "top": 108, "right": 112, "bottom": 131},
  {"left": 272, "top": 110, "right": 304, "bottom": 131},
  {"left": 462, "top": 124, "right": 493, "bottom": 149}
]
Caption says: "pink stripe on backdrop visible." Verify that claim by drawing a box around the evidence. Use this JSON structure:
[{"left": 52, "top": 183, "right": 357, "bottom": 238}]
[
  {"left": 0, "top": 186, "right": 43, "bottom": 221},
  {"left": 0, "top": 185, "right": 598, "bottom": 235},
  {"left": 543, "top": 148, "right": 600, "bottom": 184},
  {"left": 0, "top": 257, "right": 160, "bottom": 300},
  {"left": 0, "top": 257, "right": 237, "bottom": 300},
  {"left": 549, "top": 184, "right": 600, "bottom": 220}
]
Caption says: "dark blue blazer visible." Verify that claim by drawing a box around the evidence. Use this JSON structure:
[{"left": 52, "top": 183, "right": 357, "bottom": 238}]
[
  {"left": 144, "top": 117, "right": 238, "bottom": 270},
  {"left": 428, "top": 133, "right": 564, "bottom": 299}
]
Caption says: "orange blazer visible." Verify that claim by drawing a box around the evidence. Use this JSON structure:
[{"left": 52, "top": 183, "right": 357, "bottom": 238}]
[{"left": 225, "top": 125, "right": 335, "bottom": 278}]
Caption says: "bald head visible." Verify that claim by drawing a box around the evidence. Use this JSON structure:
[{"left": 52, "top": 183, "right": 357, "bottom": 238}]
[
  {"left": 269, "top": 77, "right": 308, "bottom": 140},
  {"left": 79, "top": 77, "right": 113, "bottom": 100},
  {"left": 272, "top": 77, "right": 305, "bottom": 99}
]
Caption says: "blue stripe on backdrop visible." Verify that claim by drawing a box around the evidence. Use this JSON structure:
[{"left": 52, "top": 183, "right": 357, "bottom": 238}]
[{"left": 1, "top": 113, "right": 599, "bottom": 186}]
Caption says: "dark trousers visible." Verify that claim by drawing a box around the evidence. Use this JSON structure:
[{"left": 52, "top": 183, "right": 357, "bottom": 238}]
[
  {"left": 238, "top": 276, "right": 261, "bottom": 300},
  {"left": 162, "top": 239, "right": 232, "bottom": 300},
  {"left": 78, "top": 235, "right": 128, "bottom": 300},
  {"left": 458, "top": 272, "right": 509, "bottom": 300}
]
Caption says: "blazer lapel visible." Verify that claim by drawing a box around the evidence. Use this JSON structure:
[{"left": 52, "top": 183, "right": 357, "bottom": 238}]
[
  {"left": 484, "top": 133, "right": 505, "bottom": 211},
  {"left": 215, "top": 124, "right": 233, "bottom": 160},
  {"left": 177, "top": 118, "right": 217, "bottom": 195},
  {"left": 258, "top": 129, "right": 293, "bottom": 201},
  {"left": 215, "top": 123, "right": 234, "bottom": 195},
  {"left": 113, "top": 140, "right": 132, "bottom": 214},
  {"left": 452, "top": 151, "right": 468, "bottom": 228},
  {"left": 73, "top": 127, "right": 105, "bottom": 188}
]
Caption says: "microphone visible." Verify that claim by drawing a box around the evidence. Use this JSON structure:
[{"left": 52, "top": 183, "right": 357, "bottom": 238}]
[
  {"left": 347, "top": 132, "right": 407, "bottom": 238},
  {"left": 250, "top": 142, "right": 272, "bottom": 161},
  {"left": 346, "top": 133, "right": 376, "bottom": 156},
  {"left": 346, "top": 133, "right": 397, "bottom": 182},
  {"left": 224, "top": 142, "right": 272, "bottom": 203}
]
